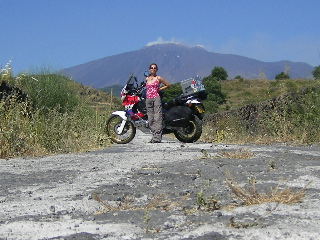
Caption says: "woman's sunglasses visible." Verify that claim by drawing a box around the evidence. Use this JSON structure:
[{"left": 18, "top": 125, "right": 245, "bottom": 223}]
[{"left": 150, "top": 67, "right": 157, "bottom": 70}]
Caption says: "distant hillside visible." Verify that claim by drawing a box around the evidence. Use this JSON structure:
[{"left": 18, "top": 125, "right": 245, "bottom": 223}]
[
  {"left": 60, "top": 43, "right": 315, "bottom": 89},
  {"left": 100, "top": 84, "right": 123, "bottom": 96}
]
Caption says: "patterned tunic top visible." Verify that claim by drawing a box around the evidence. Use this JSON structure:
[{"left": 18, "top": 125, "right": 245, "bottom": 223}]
[{"left": 146, "top": 77, "right": 160, "bottom": 99}]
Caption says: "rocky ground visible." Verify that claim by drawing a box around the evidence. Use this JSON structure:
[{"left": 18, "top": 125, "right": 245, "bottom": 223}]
[{"left": 0, "top": 131, "right": 320, "bottom": 240}]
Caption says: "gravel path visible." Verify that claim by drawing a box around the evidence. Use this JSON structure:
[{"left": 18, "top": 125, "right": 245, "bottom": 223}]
[{"left": 0, "top": 131, "right": 320, "bottom": 239}]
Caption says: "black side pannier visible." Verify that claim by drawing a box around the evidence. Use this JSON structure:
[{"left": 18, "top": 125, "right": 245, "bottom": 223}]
[
  {"left": 163, "top": 95, "right": 186, "bottom": 109},
  {"left": 164, "top": 106, "right": 192, "bottom": 127}
]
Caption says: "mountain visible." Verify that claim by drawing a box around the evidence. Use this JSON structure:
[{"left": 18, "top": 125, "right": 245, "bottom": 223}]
[{"left": 60, "top": 43, "right": 315, "bottom": 89}]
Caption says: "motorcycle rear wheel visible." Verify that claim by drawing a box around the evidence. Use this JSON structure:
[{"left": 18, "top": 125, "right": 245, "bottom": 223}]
[
  {"left": 173, "top": 115, "right": 202, "bottom": 143},
  {"left": 106, "top": 115, "right": 136, "bottom": 144}
]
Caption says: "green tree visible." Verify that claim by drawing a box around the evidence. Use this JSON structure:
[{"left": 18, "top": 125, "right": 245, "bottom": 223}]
[
  {"left": 275, "top": 72, "right": 290, "bottom": 80},
  {"left": 162, "top": 82, "right": 182, "bottom": 102},
  {"left": 234, "top": 75, "right": 243, "bottom": 80},
  {"left": 312, "top": 65, "right": 320, "bottom": 79},
  {"left": 202, "top": 71, "right": 227, "bottom": 113},
  {"left": 162, "top": 68, "right": 227, "bottom": 113},
  {"left": 211, "top": 67, "right": 228, "bottom": 81}
]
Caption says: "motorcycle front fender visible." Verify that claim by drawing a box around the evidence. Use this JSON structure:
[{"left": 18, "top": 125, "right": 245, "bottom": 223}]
[
  {"left": 111, "top": 111, "right": 128, "bottom": 134},
  {"left": 111, "top": 110, "right": 128, "bottom": 120}
]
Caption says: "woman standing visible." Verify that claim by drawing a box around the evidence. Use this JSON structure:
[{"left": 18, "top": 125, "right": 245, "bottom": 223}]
[{"left": 145, "top": 63, "right": 170, "bottom": 143}]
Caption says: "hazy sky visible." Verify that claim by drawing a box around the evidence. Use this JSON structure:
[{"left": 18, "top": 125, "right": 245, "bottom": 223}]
[{"left": 1, "top": 0, "right": 319, "bottom": 74}]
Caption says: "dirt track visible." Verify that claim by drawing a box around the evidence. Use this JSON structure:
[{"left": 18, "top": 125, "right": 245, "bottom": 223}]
[{"left": 0, "top": 131, "right": 320, "bottom": 239}]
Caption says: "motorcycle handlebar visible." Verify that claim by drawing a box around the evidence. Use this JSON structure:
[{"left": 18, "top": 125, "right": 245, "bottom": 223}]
[{"left": 125, "top": 84, "right": 145, "bottom": 96}]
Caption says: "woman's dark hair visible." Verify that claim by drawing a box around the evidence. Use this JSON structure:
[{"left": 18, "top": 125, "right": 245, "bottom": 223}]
[{"left": 149, "top": 63, "right": 158, "bottom": 70}]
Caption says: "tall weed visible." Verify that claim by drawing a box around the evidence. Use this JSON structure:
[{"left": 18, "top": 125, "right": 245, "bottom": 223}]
[
  {"left": 31, "top": 106, "right": 109, "bottom": 154},
  {"left": 16, "top": 72, "right": 81, "bottom": 114},
  {"left": 1, "top": 70, "right": 111, "bottom": 159},
  {"left": 0, "top": 99, "right": 34, "bottom": 158}
]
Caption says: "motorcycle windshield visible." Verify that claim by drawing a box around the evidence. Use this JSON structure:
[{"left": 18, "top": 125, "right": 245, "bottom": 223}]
[
  {"left": 120, "top": 75, "right": 140, "bottom": 98},
  {"left": 125, "top": 75, "right": 139, "bottom": 92}
]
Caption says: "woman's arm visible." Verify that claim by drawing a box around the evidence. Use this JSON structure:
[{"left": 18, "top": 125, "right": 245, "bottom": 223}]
[{"left": 159, "top": 77, "right": 170, "bottom": 91}]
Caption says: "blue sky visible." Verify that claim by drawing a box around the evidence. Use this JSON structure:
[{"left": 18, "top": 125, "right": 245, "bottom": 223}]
[{"left": 1, "top": 0, "right": 320, "bottom": 74}]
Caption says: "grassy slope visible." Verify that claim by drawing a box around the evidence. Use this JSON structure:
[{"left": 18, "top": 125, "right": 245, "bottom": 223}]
[
  {"left": 68, "top": 81, "right": 122, "bottom": 114},
  {"left": 218, "top": 78, "right": 319, "bottom": 112},
  {"left": 200, "top": 78, "right": 320, "bottom": 144}
]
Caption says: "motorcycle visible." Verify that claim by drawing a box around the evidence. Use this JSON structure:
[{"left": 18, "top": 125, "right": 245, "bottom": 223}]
[{"left": 105, "top": 73, "right": 207, "bottom": 144}]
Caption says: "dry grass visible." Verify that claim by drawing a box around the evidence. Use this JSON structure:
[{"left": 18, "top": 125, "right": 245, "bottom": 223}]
[
  {"left": 92, "top": 193, "right": 190, "bottom": 214},
  {"left": 92, "top": 193, "right": 190, "bottom": 234},
  {"left": 228, "top": 202, "right": 279, "bottom": 229},
  {"left": 225, "top": 170, "right": 310, "bottom": 206},
  {"left": 217, "top": 148, "right": 254, "bottom": 159},
  {"left": 225, "top": 170, "right": 311, "bottom": 228}
]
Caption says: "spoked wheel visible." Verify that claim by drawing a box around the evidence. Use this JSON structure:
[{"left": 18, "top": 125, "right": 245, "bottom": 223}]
[
  {"left": 173, "top": 115, "right": 202, "bottom": 143},
  {"left": 106, "top": 115, "right": 136, "bottom": 144}
]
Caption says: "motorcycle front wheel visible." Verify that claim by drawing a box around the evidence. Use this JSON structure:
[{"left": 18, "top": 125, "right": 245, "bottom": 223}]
[
  {"left": 106, "top": 115, "right": 136, "bottom": 144},
  {"left": 173, "top": 115, "right": 202, "bottom": 143}
]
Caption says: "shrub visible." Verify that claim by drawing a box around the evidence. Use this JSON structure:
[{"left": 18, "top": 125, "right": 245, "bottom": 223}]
[
  {"left": 275, "top": 72, "right": 290, "bottom": 80},
  {"left": 16, "top": 72, "right": 81, "bottom": 115},
  {"left": 210, "top": 67, "right": 228, "bottom": 81},
  {"left": 1, "top": 70, "right": 111, "bottom": 158},
  {"left": 312, "top": 65, "right": 320, "bottom": 79}
]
